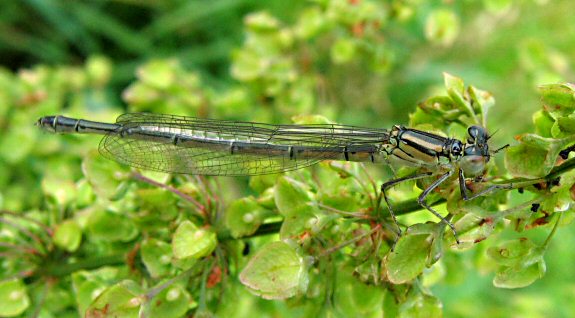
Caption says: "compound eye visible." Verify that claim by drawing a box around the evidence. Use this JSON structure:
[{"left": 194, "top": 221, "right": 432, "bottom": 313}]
[
  {"left": 468, "top": 126, "right": 480, "bottom": 140},
  {"left": 451, "top": 142, "right": 462, "bottom": 155}
]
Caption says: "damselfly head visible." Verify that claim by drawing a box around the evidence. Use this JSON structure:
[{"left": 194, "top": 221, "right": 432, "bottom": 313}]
[{"left": 460, "top": 126, "right": 491, "bottom": 176}]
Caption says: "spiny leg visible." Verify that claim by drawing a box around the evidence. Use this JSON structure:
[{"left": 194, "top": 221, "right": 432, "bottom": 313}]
[
  {"left": 381, "top": 171, "right": 433, "bottom": 246},
  {"left": 417, "top": 170, "right": 460, "bottom": 244},
  {"left": 458, "top": 169, "right": 513, "bottom": 201}
]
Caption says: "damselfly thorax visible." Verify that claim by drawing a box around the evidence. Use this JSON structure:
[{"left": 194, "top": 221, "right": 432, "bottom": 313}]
[{"left": 37, "top": 113, "right": 507, "bottom": 243}]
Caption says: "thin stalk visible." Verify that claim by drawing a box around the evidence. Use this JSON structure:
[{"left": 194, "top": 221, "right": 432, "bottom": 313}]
[
  {"left": 132, "top": 172, "right": 205, "bottom": 215},
  {"left": 542, "top": 212, "right": 563, "bottom": 250},
  {"left": 0, "top": 210, "right": 53, "bottom": 235},
  {"left": 0, "top": 217, "right": 47, "bottom": 255},
  {"left": 38, "top": 254, "right": 125, "bottom": 278},
  {"left": 315, "top": 203, "right": 371, "bottom": 219},
  {"left": 144, "top": 267, "right": 195, "bottom": 300},
  {"left": 318, "top": 224, "right": 381, "bottom": 257}
]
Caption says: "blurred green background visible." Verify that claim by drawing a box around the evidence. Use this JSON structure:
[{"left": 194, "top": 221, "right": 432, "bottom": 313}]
[{"left": 1, "top": 0, "right": 575, "bottom": 317}]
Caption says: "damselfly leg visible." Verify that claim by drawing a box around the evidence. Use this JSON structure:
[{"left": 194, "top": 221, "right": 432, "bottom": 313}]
[
  {"left": 458, "top": 169, "right": 513, "bottom": 201},
  {"left": 417, "top": 170, "right": 459, "bottom": 243},
  {"left": 382, "top": 170, "right": 460, "bottom": 246},
  {"left": 381, "top": 172, "right": 433, "bottom": 241}
]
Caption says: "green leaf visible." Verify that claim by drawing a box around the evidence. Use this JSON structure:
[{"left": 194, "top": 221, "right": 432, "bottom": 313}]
[
  {"left": 133, "top": 188, "right": 179, "bottom": 226},
  {"left": 231, "top": 48, "right": 266, "bottom": 81},
  {"left": 385, "top": 232, "right": 433, "bottom": 284},
  {"left": 136, "top": 59, "right": 178, "bottom": 89},
  {"left": 488, "top": 239, "right": 546, "bottom": 288},
  {"left": 443, "top": 72, "right": 477, "bottom": 123},
  {"left": 444, "top": 72, "right": 465, "bottom": 97},
  {"left": 76, "top": 179, "right": 96, "bottom": 208},
  {"left": 53, "top": 219, "right": 82, "bottom": 252},
  {"left": 371, "top": 45, "right": 395, "bottom": 74},
  {"left": 148, "top": 285, "right": 193, "bottom": 318},
  {"left": 86, "top": 209, "right": 139, "bottom": 242},
  {"left": 0, "top": 279, "right": 30, "bottom": 317},
  {"left": 508, "top": 133, "right": 575, "bottom": 178},
  {"left": 256, "top": 187, "right": 276, "bottom": 209},
  {"left": 425, "top": 9, "right": 459, "bottom": 46},
  {"left": 518, "top": 133, "right": 557, "bottom": 150},
  {"left": 484, "top": 0, "right": 513, "bottom": 13},
  {"left": 87, "top": 281, "right": 144, "bottom": 318},
  {"left": 295, "top": 7, "right": 327, "bottom": 39},
  {"left": 333, "top": 268, "right": 384, "bottom": 316},
  {"left": 245, "top": 12, "right": 280, "bottom": 32},
  {"left": 274, "top": 177, "right": 314, "bottom": 217},
  {"left": 239, "top": 241, "right": 308, "bottom": 299},
  {"left": 42, "top": 284, "right": 75, "bottom": 314},
  {"left": 556, "top": 114, "right": 575, "bottom": 135},
  {"left": 505, "top": 143, "right": 551, "bottom": 178},
  {"left": 539, "top": 83, "right": 575, "bottom": 112},
  {"left": 172, "top": 220, "right": 217, "bottom": 260},
  {"left": 41, "top": 176, "right": 77, "bottom": 207},
  {"left": 82, "top": 150, "right": 129, "bottom": 200},
  {"left": 279, "top": 204, "right": 318, "bottom": 239},
  {"left": 72, "top": 270, "right": 114, "bottom": 315},
  {"left": 398, "top": 291, "right": 443, "bottom": 318},
  {"left": 453, "top": 213, "right": 496, "bottom": 246},
  {"left": 141, "top": 238, "right": 173, "bottom": 278},
  {"left": 468, "top": 85, "right": 495, "bottom": 123},
  {"left": 487, "top": 238, "right": 539, "bottom": 267},
  {"left": 249, "top": 174, "right": 279, "bottom": 194},
  {"left": 331, "top": 38, "right": 357, "bottom": 64},
  {"left": 532, "top": 110, "right": 555, "bottom": 137},
  {"left": 409, "top": 106, "right": 453, "bottom": 129},
  {"left": 383, "top": 288, "right": 400, "bottom": 318},
  {"left": 0, "top": 112, "right": 36, "bottom": 164},
  {"left": 492, "top": 260, "right": 546, "bottom": 289},
  {"left": 86, "top": 55, "right": 112, "bottom": 86},
  {"left": 225, "top": 197, "right": 270, "bottom": 238},
  {"left": 123, "top": 81, "right": 161, "bottom": 105},
  {"left": 291, "top": 114, "right": 333, "bottom": 125}
]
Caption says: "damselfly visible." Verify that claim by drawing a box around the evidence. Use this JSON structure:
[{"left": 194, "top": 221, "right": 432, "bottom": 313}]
[{"left": 37, "top": 113, "right": 508, "bottom": 242}]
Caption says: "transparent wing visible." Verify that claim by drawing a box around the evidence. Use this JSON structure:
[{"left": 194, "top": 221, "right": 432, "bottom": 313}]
[{"left": 99, "top": 113, "right": 388, "bottom": 176}]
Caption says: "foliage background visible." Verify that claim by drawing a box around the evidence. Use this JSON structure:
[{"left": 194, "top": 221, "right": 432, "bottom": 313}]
[{"left": 1, "top": 0, "right": 575, "bottom": 317}]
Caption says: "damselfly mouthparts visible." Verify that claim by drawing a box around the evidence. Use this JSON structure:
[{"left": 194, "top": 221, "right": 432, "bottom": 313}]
[{"left": 37, "top": 113, "right": 508, "bottom": 243}]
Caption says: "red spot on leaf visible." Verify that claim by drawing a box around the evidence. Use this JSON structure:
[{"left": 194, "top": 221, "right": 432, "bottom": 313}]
[
  {"left": 526, "top": 217, "right": 549, "bottom": 229},
  {"left": 479, "top": 217, "right": 493, "bottom": 226},
  {"left": 352, "top": 23, "right": 365, "bottom": 37},
  {"left": 299, "top": 231, "right": 311, "bottom": 241},
  {"left": 86, "top": 303, "right": 110, "bottom": 318},
  {"left": 207, "top": 266, "right": 222, "bottom": 288},
  {"left": 498, "top": 248, "right": 510, "bottom": 257},
  {"left": 126, "top": 243, "right": 140, "bottom": 273},
  {"left": 474, "top": 237, "right": 487, "bottom": 243}
]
